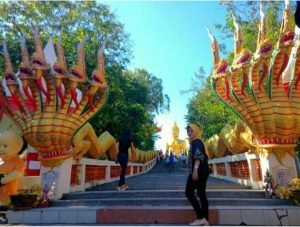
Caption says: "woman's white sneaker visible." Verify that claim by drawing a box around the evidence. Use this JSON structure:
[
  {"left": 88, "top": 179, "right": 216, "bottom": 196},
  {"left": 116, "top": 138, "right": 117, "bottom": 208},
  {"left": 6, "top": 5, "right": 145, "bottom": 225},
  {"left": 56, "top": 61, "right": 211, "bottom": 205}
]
[{"left": 189, "top": 218, "right": 209, "bottom": 226}]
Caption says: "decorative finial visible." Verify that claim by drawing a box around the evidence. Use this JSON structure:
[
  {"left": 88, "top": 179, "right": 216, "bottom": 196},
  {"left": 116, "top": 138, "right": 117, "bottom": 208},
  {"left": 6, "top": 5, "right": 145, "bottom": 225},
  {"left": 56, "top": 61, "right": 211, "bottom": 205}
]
[
  {"left": 20, "top": 36, "right": 32, "bottom": 73},
  {"left": 97, "top": 40, "right": 106, "bottom": 78},
  {"left": 90, "top": 39, "right": 107, "bottom": 90},
  {"left": 260, "top": 2, "right": 265, "bottom": 20},
  {"left": 232, "top": 13, "right": 242, "bottom": 55},
  {"left": 206, "top": 27, "right": 214, "bottom": 43},
  {"left": 54, "top": 31, "right": 67, "bottom": 75},
  {"left": 257, "top": 1, "right": 267, "bottom": 45},
  {"left": 32, "top": 25, "right": 47, "bottom": 69},
  {"left": 3, "top": 40, "right": 14, "bottom": 75},
  {"left": 207, "top": 27, "right": 220, "bottom": 66},
  {"left": 285, "top": 0, "right": 289, "bottom": 9}
]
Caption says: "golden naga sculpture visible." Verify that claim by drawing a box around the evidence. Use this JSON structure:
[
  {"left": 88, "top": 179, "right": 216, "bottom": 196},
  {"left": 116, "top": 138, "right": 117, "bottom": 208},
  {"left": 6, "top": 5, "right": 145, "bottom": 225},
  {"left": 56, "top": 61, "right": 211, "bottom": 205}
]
[
  {"left": 0, "top": 27, "right": 117, "bottom": 167},
  {"left": 166, "top": 122, "right": 186, "bottom": 155},
  {"left": 208, "top": 2, "right": 299, "bottom": 163}
]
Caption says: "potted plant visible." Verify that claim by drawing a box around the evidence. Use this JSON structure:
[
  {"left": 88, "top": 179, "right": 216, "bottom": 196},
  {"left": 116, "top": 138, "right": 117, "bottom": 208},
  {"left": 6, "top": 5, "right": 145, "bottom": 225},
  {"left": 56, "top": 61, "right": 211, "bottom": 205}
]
[
  {"left": 10, "top": 193, "right": 38, "bottom": 210},
  {"left": 9, "top": 184, "right": 43, "bottom": 210},
  {"left": 263, "top": 170, "right": 274, "bottom": 198},
  {"left": 290, "top": 178, "right": 300, "bottom": 205}
]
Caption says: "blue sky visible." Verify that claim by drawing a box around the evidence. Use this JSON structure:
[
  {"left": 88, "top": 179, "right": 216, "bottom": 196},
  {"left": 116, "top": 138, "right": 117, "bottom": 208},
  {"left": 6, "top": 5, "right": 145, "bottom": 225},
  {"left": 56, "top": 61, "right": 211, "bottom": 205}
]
[{"left": 103, "top": 1, "right": 230, "bottom": 150}]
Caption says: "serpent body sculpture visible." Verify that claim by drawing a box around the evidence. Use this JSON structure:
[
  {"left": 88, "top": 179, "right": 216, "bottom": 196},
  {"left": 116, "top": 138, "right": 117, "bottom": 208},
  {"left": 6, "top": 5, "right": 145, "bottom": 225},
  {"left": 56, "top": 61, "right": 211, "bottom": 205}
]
[
  {"left": 206, "top": 121, "right": 255, "bottom": 159},
  {"left": 208, "top": 2, "right": 299, "bottom": 162}
]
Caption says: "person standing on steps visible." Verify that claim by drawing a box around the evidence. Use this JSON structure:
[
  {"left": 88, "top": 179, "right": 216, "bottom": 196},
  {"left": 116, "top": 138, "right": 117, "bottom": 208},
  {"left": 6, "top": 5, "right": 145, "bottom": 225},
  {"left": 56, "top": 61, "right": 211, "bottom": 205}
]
[
  {"left": 181, "top": 152, "right": 187, "bottom": 168},
  {"left": 117, "top": 128, "right": 135, "bottom": 192},
  {"left": 185, "top": 123, "right": 210, "bottom": 226}
]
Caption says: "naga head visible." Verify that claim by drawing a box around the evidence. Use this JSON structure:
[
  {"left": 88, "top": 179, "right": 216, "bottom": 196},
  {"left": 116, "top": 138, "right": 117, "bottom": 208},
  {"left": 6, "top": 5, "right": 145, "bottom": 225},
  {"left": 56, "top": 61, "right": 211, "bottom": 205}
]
[
  {"left": 233, "top": 48, "right": 252, "bottom": 70},
  {"left": 207, "top": 27, "right": 230, "bottom": 81},
  {"left": 211, "top": 52, "right": 230, "bottom": 81},
  {"left": 253, "top": 2, "right": 273, "bottom": 61},
  {"left": 212, "top": 59, "right": 229, "bottom": 81},
  {"left": 53, "top": 34, "right": 68, "bottom": 80},
  {"left": 53, "top": 34, "right": 68, "bottom": 108},
  {"left": 69, "top": 38, "right": 87, "bottom": 84},
  {"left": 19, "top": 36, "right": 33, "bottom": 80},
  {"left": 231, "top": 14, "right": 252, "bottom": 70},
  {"left": 279, "top": 31, "right": 294, "bottom": 48},
  {"left": 31, "top": 26, "right": 48, "bottom": 72},
  {"left": 90, "top": 41, "right": 107, "bottom": 89},
  {"left": 256, "top": 39, "right": 273, "bottom": 60},
  {"left": 277, "top": 1, "right": 294, "bottom": 49},
  {"left": 88, "top": 41, "right": 107, "bottom": 111},
  {"left": 3, "top": 41, "right": 18, "bottom": 86}
]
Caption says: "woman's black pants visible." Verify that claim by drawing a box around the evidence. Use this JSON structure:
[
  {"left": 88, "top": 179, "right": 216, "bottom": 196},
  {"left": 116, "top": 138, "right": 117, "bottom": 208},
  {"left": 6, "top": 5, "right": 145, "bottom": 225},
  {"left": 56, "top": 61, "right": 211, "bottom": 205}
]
[
  {"left": 185, "top": 173, "right": 209, "bottom": 220},
  {"left": 118, "top": 153, "right": 128, "bottom": 186}
]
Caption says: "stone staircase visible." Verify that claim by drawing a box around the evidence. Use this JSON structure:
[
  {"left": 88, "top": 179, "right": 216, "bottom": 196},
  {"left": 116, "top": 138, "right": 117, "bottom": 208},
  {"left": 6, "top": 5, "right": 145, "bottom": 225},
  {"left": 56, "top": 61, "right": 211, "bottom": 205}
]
[
  {"left": 53, "top": 190, "right": 291, "bottom": 207},
  {"left": 6, "top": 160, "right": 300, "bottom": 225}
]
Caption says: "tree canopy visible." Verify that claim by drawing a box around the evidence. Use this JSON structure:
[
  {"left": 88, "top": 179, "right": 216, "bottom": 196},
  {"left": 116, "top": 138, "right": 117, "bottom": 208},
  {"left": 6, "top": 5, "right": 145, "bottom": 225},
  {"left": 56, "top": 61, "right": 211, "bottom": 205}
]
[
  {"left": 95, "top": 68, "right": 170, "bottom": 150},
  {"left": 0, "top": 1, "right": 132, "bottom": 75}
]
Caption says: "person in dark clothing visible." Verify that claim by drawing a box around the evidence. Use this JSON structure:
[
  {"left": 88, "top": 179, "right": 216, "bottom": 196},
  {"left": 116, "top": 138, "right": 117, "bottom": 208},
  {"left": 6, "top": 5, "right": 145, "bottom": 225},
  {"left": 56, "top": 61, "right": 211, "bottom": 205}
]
[
  {"left": 295, "top": 1, "right": 300, "bottom": 28},
  {"left": 117, "top": 128, "right": 135, "bottom": 191},
  {"left": 185, "top": 123, "right": 209, "bottom": 226}
]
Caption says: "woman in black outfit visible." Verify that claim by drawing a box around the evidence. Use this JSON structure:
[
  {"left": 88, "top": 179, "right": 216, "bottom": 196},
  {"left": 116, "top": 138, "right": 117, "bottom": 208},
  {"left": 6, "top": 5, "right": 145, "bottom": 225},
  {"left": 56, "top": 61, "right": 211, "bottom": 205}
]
[
  {"left": 185, "top": 123, "right": 209, "bottom": 226},
  {"left": 117, "top": 128, "right": 135, "bottom": 191}
]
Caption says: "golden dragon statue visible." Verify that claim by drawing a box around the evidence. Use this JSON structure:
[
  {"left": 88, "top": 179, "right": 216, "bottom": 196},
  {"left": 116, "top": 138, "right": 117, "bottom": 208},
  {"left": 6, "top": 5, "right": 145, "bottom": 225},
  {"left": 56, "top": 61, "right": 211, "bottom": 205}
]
[
  {"left": 0, "top": 27, "right": 117, "bottom": 168},
  {"left": 207, "top": 2, "right": 299, "bottom": 163}
]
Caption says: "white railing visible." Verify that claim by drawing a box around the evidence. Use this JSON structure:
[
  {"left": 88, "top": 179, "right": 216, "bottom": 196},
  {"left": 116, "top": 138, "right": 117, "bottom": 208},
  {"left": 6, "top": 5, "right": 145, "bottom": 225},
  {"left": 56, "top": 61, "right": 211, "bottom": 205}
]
[
  {"left": 19, "top": 157, "right": 158, "bottom": 196},
  {"left": 209, "top": 152, "right": 263, "bottom": 189},
  {"left": 70, "top": 157, "right": 157, "bottom": 192}
]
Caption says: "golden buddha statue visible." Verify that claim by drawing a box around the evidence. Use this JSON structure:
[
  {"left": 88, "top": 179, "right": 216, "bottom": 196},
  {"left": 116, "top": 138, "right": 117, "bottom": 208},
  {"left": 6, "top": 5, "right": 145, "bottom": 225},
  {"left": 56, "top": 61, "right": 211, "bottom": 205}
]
[{"left": 166, "top": 122, "right": 186, "bottom": 156}]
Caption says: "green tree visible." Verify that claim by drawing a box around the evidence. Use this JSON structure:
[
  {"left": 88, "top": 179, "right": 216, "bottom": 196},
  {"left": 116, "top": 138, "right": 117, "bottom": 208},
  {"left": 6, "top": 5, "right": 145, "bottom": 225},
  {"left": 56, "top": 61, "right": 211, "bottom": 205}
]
[
  {"left": 185, "top": 68, "right": 237, "bottom": 140},
  {"left": 94, "top": 68, "right": 169, "bottom": 150},
  {"left": 216, "top": 1, "right": 284, "bottom": 55},
  {"left": 0, "top": 1, "right": 132, "bottom": 78}
]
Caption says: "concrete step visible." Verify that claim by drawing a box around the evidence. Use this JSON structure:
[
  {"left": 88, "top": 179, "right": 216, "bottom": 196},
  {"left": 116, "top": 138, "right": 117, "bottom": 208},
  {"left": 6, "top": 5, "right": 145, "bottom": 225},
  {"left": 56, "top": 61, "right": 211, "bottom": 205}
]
[
  {"left": 89, "top": 177, "right": 250, "bottom": 191},
  {"left": 51, "top": 197, "right": 293, "bottom": 207},
  {"left": 90, "top": 184, "right": 249, "bottom": 191},
  {"left": 95, "top": 205, "right": 298, "bottom": 225},
  {"left": 62, "top": 189, "right": 265, "bottom": 200},
  {"left": 7, "top": 205, "right": 300, "bottom": 225}
]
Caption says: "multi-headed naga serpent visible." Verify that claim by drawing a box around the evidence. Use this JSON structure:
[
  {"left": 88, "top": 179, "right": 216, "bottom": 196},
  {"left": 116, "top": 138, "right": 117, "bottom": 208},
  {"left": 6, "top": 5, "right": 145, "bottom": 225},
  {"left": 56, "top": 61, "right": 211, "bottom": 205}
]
[
  {"left": 0, "top": 28, "right": 116, "bottom": 167},
  {"left": 207, "top": 2, "right": 300, "bottom": 163},
  {"left": 0, "top": 28, "right": 156, "bottom": 167}
]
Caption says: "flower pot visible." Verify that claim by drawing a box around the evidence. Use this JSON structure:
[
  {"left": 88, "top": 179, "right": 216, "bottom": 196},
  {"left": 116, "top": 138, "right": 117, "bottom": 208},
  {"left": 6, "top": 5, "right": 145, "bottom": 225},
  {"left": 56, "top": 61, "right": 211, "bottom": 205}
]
[
  {"left": 0, "top": 205, "right": 8, "bottom": 211},
  {"left": 290, "top": 190, "right": 300, "bottom": 205},
  {"left": 10, "top": 194, "right": 38, "bottom": 209}
]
